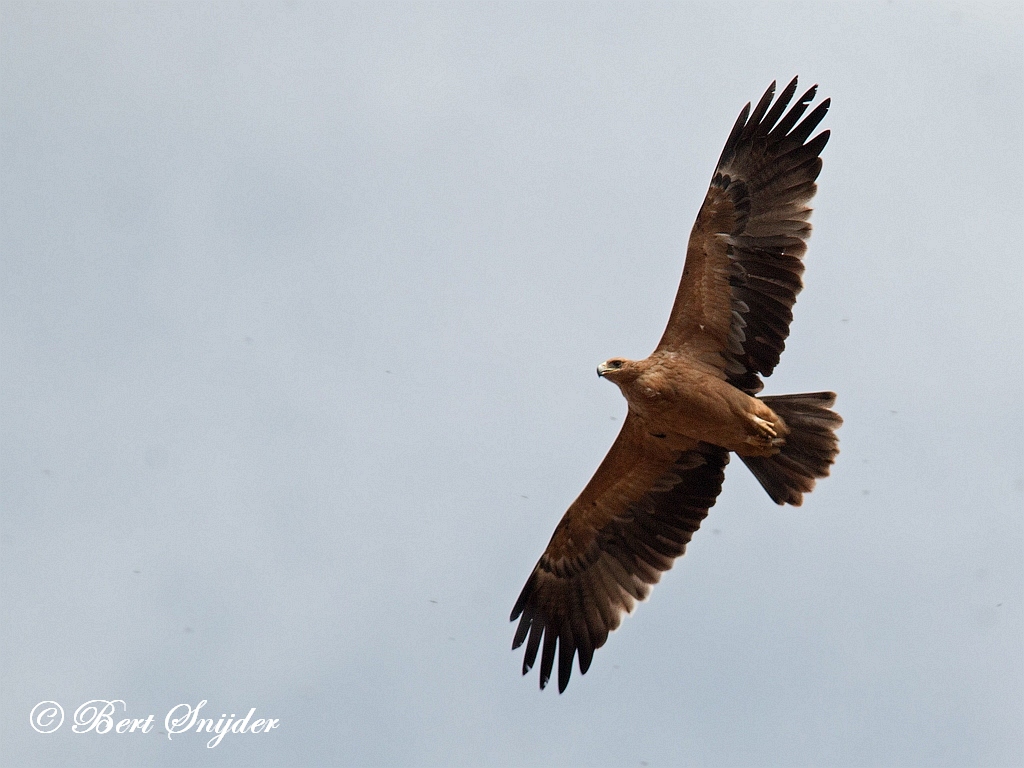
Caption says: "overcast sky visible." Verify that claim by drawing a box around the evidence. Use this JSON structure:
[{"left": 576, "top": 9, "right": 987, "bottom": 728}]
[{"left": 2, "top": 2, "right": 1022, "bottom": 766}]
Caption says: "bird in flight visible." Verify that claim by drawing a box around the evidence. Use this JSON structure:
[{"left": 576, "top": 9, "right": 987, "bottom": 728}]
[{"left": 511, "top": 78, "right": 842, "bottom": 693}]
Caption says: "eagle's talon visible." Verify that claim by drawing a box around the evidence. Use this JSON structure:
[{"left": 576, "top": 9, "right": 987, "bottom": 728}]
[{"left": 749, "top": 414, "right": 777, "bottom": 438}]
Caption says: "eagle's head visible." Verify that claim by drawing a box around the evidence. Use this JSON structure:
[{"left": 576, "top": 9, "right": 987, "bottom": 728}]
[{"left": 596, "top": 357, "right": 640, "bottom": 384}]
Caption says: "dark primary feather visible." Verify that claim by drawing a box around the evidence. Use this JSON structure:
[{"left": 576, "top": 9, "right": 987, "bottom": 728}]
[
  {"left": 511, "top": 443, "right": 729, "bottom": 692},
  {"left": 714, "top": 77, "right": 831, "bottom": 393}
]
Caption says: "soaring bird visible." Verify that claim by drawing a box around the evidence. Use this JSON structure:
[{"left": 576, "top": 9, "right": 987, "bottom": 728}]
[{"left": 511, "top": 78, "right": 842, "bottom": 693}]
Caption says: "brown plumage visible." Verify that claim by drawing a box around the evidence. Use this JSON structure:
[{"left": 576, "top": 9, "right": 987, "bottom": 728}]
[{"left": 511, "top": 78, "right": 842, "bottom": 693}]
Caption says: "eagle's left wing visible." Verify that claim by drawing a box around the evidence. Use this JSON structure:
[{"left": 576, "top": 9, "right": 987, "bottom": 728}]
[
  {"left": 511, "top": 414, "right": 729, "bottom": 692},
  {"left": 656, "top": 78, "right": 830, "bottom": 394}
]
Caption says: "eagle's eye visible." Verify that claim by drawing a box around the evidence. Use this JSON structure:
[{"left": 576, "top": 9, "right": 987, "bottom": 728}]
[{"left": 609, "top": 360, "right": 623, "bottom": 369}]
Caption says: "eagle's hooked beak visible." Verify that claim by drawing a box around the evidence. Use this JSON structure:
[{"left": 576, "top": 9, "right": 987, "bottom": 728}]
[{"left": 597, "top": 361, "right": 614, "bottom": 378}]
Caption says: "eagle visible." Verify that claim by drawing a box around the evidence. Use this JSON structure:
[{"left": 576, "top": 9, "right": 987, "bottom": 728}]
[{"left": 511, "top": 78, "right": 842, "bottom": 693}]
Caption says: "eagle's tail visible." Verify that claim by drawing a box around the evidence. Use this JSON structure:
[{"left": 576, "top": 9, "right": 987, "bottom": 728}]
[{"left": 740, "top": 392, "right": 842, "bottom": 506}]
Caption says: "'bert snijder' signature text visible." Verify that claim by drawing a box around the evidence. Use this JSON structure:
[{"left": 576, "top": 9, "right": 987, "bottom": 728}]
[{"left": 30, "top": 699, "right": 279, "bottom": 748}]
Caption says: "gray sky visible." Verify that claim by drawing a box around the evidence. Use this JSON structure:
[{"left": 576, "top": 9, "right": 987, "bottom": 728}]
[{"left": 2, "top": 2, "right": 1022, "bottom": 766}]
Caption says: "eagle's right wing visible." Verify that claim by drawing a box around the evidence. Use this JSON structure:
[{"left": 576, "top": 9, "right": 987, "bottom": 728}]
[{"left": 511, "top": 414, "right": 729, "bottom": 692}]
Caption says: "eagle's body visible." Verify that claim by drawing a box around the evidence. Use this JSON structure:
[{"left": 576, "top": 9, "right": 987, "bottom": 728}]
[
  {"left": 511, "top": 78, "right": 842, "bottom": 692},
  {"left": 603, "top": 353, "right": 786, "bottom": 457}
]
